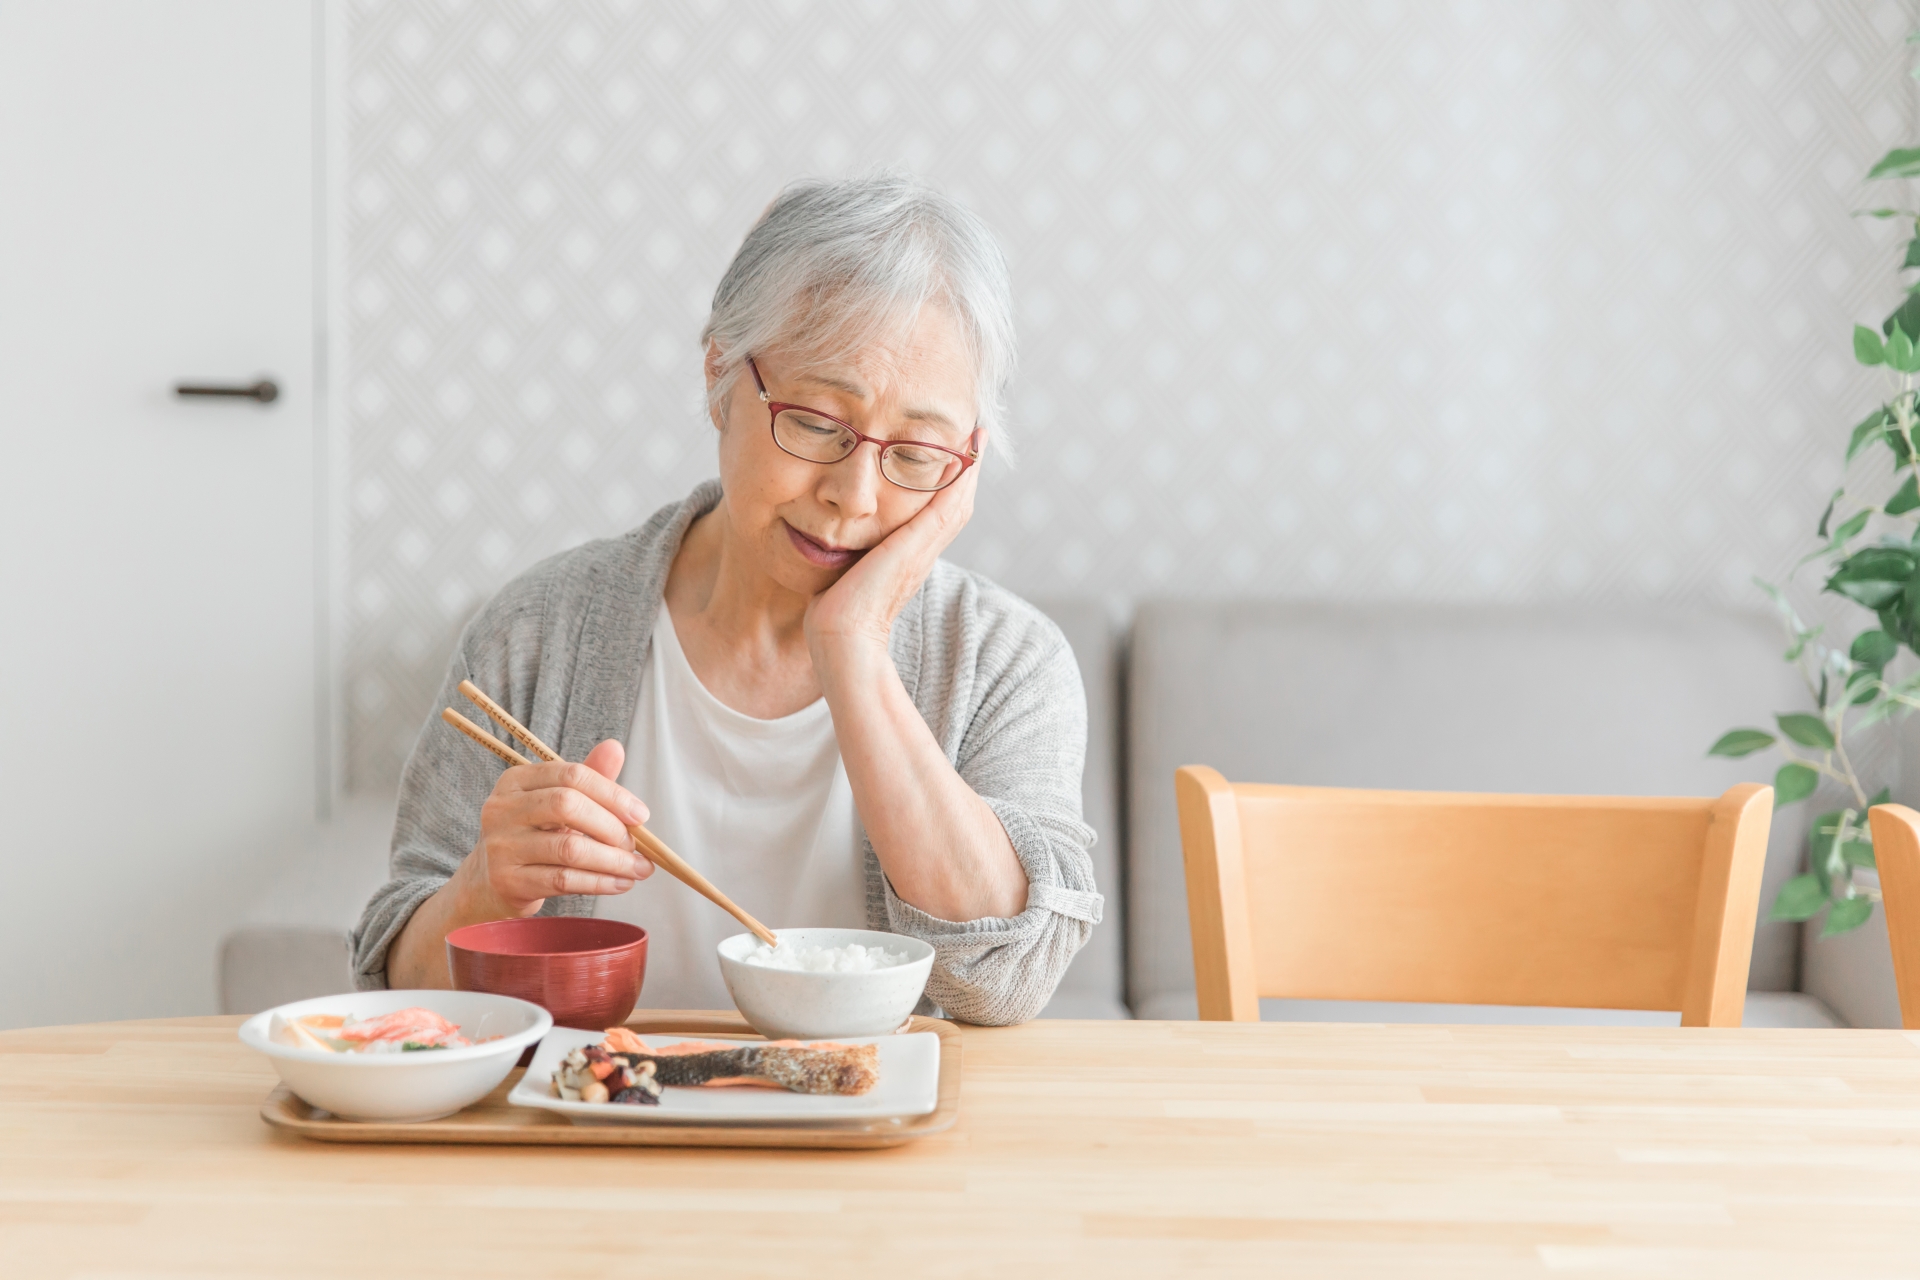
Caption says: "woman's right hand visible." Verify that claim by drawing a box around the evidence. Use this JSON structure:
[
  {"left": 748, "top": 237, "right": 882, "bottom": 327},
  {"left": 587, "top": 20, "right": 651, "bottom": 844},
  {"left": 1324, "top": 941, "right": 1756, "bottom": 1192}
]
[{"left": 455, "top": 738, "right": 653, "bottom": 918}]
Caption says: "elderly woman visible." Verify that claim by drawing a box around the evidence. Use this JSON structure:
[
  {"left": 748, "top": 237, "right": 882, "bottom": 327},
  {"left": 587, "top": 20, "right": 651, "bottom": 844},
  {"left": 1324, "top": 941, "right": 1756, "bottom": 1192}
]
[{"left": 351, "top": 175, "right": 1102, "bottom": 1025}]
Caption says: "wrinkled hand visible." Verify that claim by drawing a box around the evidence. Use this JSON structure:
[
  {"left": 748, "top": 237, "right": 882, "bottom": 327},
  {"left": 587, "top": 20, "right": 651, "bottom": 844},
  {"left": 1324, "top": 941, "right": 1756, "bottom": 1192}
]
[
  {"left": 805, "top": 434, "right": 986, "bottom": 652},
  {"left": 457, "top": 739, "right": 653, "bottom": 918}
]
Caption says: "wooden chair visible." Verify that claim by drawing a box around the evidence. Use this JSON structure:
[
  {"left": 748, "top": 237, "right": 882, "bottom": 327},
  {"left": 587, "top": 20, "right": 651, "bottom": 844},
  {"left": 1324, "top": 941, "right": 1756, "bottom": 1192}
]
[
  {"left": 1175, "top": 767, "right": 1774, "bottom": 1026},
  {"left": 1866, "top": 804, "right": 1920, "bottom": 1030}
]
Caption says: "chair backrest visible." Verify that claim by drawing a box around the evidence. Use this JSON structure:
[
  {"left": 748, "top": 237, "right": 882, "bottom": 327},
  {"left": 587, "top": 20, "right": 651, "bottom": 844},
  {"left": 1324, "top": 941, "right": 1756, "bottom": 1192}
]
[
  {"left": 1867, "top": 803, "right": 1920, "bottom": 1030},
  {"left": 1176, "top": 766, "right": 1773, "bottom": 1026},
  {"left": 1129, "top": 603, "right": 1814, "bottom": 1021}
]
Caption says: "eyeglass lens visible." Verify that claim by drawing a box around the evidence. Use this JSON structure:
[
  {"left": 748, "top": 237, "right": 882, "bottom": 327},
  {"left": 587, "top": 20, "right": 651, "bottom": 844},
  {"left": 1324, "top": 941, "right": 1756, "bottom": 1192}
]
[{"left": 772, "top": 409, "right": 965, "bottom": 492}]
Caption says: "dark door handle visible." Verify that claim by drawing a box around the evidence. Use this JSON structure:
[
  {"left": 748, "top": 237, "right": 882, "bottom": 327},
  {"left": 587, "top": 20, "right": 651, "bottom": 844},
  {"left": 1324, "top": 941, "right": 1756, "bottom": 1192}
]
[{"left": 175, "top": 378, "right": 279, "bottom": 403}]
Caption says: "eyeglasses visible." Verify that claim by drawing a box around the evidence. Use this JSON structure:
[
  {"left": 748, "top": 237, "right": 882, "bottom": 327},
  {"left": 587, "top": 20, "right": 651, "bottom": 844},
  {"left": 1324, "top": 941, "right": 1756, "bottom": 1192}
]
[{"left": 747, "top": 356, "right": 982, "bottom": 493}]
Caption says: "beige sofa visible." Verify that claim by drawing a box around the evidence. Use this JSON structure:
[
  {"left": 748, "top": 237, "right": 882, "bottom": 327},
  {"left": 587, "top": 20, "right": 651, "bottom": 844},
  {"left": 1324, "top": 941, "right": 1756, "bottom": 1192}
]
[{"left": 224, "top": 600, "right": 1866, "bottom": 1027}]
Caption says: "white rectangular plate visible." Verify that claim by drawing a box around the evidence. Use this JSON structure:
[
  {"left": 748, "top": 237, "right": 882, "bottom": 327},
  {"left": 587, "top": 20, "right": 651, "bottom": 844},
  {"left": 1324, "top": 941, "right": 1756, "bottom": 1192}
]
[{"left": 507, "top": 1029, "right": 940, "bottom": 1125}]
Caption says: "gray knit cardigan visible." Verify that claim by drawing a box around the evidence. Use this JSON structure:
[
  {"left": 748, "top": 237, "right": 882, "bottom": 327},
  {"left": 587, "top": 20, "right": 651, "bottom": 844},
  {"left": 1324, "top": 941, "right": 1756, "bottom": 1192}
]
[{"left": 349, "top": 480, "right": 1103, "bottom": 1026}]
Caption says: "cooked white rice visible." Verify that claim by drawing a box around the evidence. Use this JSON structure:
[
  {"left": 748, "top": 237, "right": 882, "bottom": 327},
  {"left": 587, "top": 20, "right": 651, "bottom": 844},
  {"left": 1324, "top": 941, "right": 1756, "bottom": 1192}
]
[{"left": 743, "top": 941, "right": 910, "bottom": 973}]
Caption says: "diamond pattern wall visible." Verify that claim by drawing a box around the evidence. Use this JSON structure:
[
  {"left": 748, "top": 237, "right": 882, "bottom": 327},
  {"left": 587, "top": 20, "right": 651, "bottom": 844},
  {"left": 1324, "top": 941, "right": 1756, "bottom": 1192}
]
[{"left": 344, "top": 0, "right": 1918, "bottom": 788}]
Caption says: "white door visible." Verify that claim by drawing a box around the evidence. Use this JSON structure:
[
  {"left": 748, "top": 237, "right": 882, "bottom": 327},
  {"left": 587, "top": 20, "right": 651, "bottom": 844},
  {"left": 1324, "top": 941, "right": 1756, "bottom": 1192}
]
[{"left": 0, "top": 1, "right": 320, "bottom": 1029}]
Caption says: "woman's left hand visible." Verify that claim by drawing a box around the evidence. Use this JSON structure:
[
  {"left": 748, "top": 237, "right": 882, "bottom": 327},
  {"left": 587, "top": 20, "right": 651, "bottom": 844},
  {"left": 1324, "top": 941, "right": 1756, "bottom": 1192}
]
[{"left": 804, "top": 433, "right": 985, "bottom": 652}]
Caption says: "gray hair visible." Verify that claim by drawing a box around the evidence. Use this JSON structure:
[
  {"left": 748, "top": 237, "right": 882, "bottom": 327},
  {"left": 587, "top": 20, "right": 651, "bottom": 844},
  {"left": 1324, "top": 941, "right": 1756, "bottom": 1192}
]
[{"left": 701, "top": 173, "right": 1018, "bottom": 458}]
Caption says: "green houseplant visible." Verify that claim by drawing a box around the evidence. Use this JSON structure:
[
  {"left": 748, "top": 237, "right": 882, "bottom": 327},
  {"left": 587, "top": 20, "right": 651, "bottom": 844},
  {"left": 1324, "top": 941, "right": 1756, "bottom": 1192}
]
[{"left": 1710, "top": 141, "right": 1920, "bottom": 936}]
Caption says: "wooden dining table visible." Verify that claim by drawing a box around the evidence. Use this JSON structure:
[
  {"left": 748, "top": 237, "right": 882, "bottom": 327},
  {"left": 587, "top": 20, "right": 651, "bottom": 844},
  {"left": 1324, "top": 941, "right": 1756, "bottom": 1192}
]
[{"left": 4, "top": 1014, "right": 1919, "bottom": 1278}]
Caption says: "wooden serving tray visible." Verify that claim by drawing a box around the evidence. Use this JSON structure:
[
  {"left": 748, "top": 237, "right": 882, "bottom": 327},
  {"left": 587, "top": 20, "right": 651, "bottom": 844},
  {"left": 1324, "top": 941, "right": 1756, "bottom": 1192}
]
[{"left": 258, "top": 1011, "right": 961, "bottom": 1150}]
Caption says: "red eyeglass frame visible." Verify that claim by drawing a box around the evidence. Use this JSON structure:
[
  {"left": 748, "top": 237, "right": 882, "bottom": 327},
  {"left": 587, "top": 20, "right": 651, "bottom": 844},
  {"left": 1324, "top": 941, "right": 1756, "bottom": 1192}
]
[{"left": 746, "top": 356, "right": 982, "bottom": 491}]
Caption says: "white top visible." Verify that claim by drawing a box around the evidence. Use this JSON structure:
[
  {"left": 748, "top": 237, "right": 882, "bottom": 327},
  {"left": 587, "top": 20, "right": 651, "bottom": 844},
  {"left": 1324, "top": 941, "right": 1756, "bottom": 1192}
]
[{"left": 596, "top": 609, "right": 867, "bottom": 1010}]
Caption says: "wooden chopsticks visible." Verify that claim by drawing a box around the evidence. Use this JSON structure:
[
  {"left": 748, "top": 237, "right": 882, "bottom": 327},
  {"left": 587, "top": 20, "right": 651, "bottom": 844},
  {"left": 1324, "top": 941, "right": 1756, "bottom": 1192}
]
[{"left": 441, "top": 681, "right": 779, "bottom": 948}]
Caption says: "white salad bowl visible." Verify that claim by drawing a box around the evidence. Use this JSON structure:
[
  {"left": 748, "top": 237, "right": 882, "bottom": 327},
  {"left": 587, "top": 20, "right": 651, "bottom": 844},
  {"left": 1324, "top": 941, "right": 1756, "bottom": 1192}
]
[
  {"left": 238, "top": 989, "right": 553, "bottom": 1123},
  {"left": 717, "top": 927, "right": 935, "bottom": 1041}
]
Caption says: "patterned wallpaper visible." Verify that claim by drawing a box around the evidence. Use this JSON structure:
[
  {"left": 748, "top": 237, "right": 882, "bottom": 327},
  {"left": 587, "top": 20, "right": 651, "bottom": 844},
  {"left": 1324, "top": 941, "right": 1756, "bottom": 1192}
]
[{"left": 344, "top": 0, "right": 1917, "bottom": 788}]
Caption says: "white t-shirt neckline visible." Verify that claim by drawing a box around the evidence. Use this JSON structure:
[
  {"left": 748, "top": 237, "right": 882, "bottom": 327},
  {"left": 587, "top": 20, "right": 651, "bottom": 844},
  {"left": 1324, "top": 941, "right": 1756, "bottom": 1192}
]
[{"left": 651, "top": 609, "right": 829, "bottom": 733}]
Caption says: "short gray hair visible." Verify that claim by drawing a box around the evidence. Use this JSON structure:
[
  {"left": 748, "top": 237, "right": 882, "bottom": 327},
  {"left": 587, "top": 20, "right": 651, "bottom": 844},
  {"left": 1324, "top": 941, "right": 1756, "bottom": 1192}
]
[{"left": 701, "top": 173, "right": 1018, "bottom": 457}]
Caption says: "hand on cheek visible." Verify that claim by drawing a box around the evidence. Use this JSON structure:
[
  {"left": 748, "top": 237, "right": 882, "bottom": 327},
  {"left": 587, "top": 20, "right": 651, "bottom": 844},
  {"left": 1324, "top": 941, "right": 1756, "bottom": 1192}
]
[{"left": 805, "top": 433, "right": 986, "bottom": 651}]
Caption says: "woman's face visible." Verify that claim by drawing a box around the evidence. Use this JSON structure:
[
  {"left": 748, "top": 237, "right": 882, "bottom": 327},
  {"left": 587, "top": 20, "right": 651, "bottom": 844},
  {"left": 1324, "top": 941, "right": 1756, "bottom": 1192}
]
[{"left": 707, "top": 303, "right": 979, "bottom": 597}]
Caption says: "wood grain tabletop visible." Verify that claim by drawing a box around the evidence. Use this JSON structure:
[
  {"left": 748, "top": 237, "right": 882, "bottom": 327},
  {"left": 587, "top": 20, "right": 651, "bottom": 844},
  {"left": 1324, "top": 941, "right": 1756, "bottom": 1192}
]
[{"left": 4, "top": 1015, "right": 1919, "bottom": 1278}]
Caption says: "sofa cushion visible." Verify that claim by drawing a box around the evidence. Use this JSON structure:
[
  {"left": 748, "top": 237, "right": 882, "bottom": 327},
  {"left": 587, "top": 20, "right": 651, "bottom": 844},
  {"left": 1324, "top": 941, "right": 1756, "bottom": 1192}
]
[
  {"left": 1027, "top": 597, "right": 1130, "bottom": 1019},
  {"left": 1127, "top": 603, "right": 1813, "bottom": 1020},
  {"left": 217, "top": 792, "right": 396, "bottom": 1014},
  {"left": 218, "top": 925, "right": 352, "bottom": 1015}
]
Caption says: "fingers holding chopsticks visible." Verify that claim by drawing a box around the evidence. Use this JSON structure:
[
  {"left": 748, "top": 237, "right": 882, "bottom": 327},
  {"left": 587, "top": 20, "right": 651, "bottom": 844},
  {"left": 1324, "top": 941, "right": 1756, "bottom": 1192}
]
[{"left": 472, "top": 738, "right": 657, "bottom": 915}]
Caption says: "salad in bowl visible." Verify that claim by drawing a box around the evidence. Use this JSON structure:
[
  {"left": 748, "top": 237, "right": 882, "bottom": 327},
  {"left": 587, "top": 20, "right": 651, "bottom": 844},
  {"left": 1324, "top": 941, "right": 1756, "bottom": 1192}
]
[{"left": 239, "top": 989, "right": 552, "bottom": 1122}]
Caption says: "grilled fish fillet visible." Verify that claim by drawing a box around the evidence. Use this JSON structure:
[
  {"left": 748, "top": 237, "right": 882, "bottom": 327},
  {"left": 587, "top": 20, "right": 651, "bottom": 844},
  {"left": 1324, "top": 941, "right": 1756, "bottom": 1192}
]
[{"left": 599, "top": 1029, "right": 879, "bottom": 1096}]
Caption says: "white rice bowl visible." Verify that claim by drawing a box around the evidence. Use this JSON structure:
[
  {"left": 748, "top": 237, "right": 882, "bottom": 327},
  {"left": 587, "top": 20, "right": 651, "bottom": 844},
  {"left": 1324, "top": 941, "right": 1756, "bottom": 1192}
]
[
  {"left": 718, "top": 927, "right": 934, "bottom": 1040},
  {"left": 238, "top": 989, "right": 552, "bottom": 1123}
]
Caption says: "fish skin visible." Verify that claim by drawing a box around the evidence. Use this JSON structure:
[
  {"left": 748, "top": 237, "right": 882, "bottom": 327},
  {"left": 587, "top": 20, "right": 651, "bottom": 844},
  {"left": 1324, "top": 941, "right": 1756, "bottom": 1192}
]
[{"left": 611, "top": 1043, "right": 879, "bottom": 1096}]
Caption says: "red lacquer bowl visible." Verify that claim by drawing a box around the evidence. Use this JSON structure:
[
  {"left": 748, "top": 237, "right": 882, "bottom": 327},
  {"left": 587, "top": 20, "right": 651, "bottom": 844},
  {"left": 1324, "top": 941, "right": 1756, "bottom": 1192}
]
[{"left": 445, "top": 918, "right": 647, "bottom": 1031}]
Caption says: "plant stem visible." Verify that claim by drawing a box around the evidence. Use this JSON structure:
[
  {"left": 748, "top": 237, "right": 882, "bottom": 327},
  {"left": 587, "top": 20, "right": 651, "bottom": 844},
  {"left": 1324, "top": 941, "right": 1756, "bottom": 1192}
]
[{"left": 1831, "top": 735, "right": 1871, "bottom": 809}]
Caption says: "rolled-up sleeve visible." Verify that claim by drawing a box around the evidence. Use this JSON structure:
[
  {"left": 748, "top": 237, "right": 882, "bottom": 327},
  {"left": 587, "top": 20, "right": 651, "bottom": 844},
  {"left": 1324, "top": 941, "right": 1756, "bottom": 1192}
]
[{"left": 882, "top": 633, "right": 1102, "bottom": 1025}]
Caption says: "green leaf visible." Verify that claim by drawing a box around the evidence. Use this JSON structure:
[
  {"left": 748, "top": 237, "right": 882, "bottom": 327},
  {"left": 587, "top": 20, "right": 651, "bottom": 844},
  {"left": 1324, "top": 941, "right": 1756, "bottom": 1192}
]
[
  {"left": 1869, "top": 147, "right": 1920, "bottom": 179},
  {"left": 1817, "top": 486, "right": 1842, "bottom": 537},
  {"left": 1872, "top": 786, "right": 1893, "bottom": 807},
  {"left": 1904, "top": 240, "right": 1920, "bottom": 270},
  {"left": 1891, "top": 324, "right": 1919, "bottom": 372},
  {"left": 1879, "top": 604, "right": 1907, "bottom": 648},
  {"left": 1822, "top": 896, "right": 1875, "bottom": 936},
  {"left": 1851, "top": 628, "right": 1898, "bottom": 671},
  {"left": 1775, "top": 713, "right": 1836, "bottom": 749},
  {"left": 1831, "top": 578, "right": 1904, "bottom": 609},
  {"left": 1857, "top": 323, "right": 1888, "bottom": 366},
  {"left": 1774, "top": 762, "right": 1820, "bottom": 804},
  {"left": 1769, "top": 873, "right": 1828, "bottom": 921},
  {"left": 1842, "top": 838, "right": 1877, "bottom": 870},
  {"left": 1824, "top": 515, "right": 1873, "bottom": 563},
  {"left": 1797, "top": 543, "right": 1837, "bottom": 572},
  {"left": 1826, "top": 547, "right": 1916, "bottom": 607},
  {"left": 1886, "top": 293, "right": 1920, "bottom": 344},
  {"left": 1860, "top": 207, "right": 1911, "bottom": 218},
  {"left": 1707, "top": 728, "right": 1777, "bottom": 758},
  {"left": 1890, "top": 474, "right": 1920, "bottom": 516},
  {"left": 1848, "top": 411, "right": 1890, "bottom": 463},
  {"left": 1891, "top": 423, "right": 1919, "bottom": 469},
  {"left": 1847, "top": 667, "right": 1881, "bottom": 705}
]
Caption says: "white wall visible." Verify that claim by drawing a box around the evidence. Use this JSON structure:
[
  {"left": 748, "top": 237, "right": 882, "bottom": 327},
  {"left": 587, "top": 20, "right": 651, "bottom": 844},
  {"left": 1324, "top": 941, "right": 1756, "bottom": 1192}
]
[{"left": 340, "top": 0, "right": 1918, "bottom": 787}]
